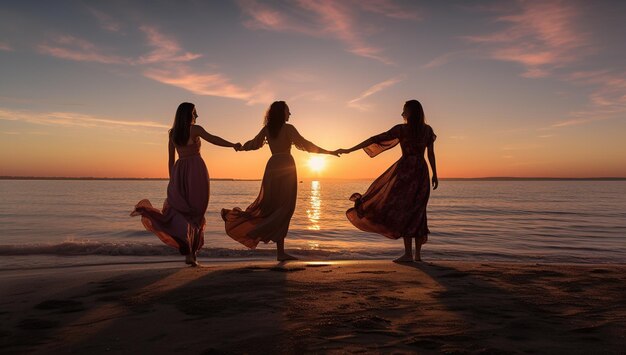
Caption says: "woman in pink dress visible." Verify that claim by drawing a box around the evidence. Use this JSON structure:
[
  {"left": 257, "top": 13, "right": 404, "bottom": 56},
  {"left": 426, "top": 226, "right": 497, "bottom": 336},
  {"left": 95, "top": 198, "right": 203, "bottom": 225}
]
[
  {"left": 336, "top": 100, "right": 438, "bottom": 262},
  {"left": 131, "top": 102, "right": 240, "bottom": 266},
  {"left": 221, "top": 101, "right": 338, "bottom": 261}
]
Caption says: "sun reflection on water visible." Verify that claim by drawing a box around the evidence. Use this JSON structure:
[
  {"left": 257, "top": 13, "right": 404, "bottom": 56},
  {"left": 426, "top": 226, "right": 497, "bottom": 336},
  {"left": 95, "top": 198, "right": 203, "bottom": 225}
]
[{"left": 306, "top": 180, "right": 321, "bottom": 230}]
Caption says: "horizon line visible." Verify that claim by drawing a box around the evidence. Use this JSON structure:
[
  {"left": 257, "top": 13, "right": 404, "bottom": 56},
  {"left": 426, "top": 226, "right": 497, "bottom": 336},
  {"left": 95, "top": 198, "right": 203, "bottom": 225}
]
[{"left": 2, "top": 176, "right": 626, "bottom": 181}]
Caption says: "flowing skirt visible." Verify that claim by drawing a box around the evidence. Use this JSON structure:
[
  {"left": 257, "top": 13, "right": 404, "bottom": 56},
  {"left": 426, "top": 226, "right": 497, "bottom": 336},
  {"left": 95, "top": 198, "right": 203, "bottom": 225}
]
[
  {"left": 131, "top": 155, "right": 209, "bottom": 255},
  {"left": 221, "top": 153, "right": 297, "bottom": 249},
  {"left": 346, "top": 155, "right": 430, "bottom": 243}
]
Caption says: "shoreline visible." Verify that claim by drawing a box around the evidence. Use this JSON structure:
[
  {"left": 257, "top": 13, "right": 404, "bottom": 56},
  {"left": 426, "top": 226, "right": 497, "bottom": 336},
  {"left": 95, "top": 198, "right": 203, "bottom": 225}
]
[
  {"left": 1, "top": 260, "right": 624, "bottom": 353},
  {"left": 2, "top": 176, "right": 626, "bottom": 181}
]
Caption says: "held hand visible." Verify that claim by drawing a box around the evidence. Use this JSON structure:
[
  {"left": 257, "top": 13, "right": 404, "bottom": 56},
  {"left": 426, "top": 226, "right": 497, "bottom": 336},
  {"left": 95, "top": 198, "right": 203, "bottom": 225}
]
[
  {"left": 333, "top": 148, "right": 350, "bottom": 156},
  {"left": 233, "top": 143, "right": 242, "bottom": 151},
  {"left": 328, "top": 150, "right": 340, "bottom": 157},
  {"left": 432, "top": 175, "right": 439, "bottom": 190}
]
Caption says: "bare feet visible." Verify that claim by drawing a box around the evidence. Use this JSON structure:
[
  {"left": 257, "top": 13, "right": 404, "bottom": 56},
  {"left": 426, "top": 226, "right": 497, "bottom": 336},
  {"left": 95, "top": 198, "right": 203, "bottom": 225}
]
[
  {"left": 393, "top": 254, "right": 413, "bottom": 263},
  {"left": 277, "top": 253, "right": 298, "bottom": 261},
  {"left": 185, "top": 254, "right": 200, "bottom": 267}
]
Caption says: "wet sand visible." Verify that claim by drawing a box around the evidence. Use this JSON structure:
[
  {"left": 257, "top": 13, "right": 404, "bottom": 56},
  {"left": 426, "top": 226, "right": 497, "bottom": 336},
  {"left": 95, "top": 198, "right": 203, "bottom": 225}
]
[{"left": 1, "top": 260, "right": 625, "bottom": 354}]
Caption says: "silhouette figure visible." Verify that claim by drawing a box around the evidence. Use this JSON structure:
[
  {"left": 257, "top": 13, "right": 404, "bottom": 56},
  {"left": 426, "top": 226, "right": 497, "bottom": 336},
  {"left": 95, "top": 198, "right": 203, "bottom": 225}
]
[
  {"left": 335, "top": 100, "right": 438, "bottom": 262},
  {"left": 221, "top": 101, "right": 338, "bottom": 261},
  {"left": 131, "top": 102, "right": 240, "bottom": 266}
]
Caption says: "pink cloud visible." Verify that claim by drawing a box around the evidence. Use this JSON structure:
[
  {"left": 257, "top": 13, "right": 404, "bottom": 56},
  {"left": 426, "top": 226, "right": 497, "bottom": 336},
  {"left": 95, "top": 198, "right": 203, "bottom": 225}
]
[
  {"left": 37, "top": 27, "right": 201, "bottom": 66},
  {"left": 37, "top": 35, "right": 129, "bottom": 64},
  {"left": 357, "top": 0, "right": 422, "bottom": 20},
  {"left": 348, "top": 77, "right": 403, "bottom": 110},
  {"left": 86, "top": 7, "right": 122, "bottom": 33},
  {"left": 549, "top": 70, "right": 626, "bottom": 128},
  {"left": 0, "top": 42, "right": 13, "bottom": 51},
  {"left": 143, "top": 65, "right": 272, "bottom": 105},
  {"left": 465, "top": 0, "right": 590, "bottom": 77},
  {"left": 136, "top": 26, "right": 202, "bottom": 64},
  {"left": 238, "top": 0, "right": 420, "bottom": 64},
  {"left": 0, "top": 108, "right": 169, "bottom": 130},
  {"left": 421, "top": 50, "right": 475, "bottom": 69}
]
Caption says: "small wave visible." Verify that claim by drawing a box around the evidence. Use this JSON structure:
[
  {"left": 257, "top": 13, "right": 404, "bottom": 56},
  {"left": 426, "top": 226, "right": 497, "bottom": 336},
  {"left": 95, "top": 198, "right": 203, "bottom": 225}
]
[
  {"left": 0, "top": 241, "right": 179, "bottom": 256},
  {"left": 0, "top": 241, "right": 386, "bottom": 259},
  {"left": 0, "top": 242, "right": 623, "bottom": 264}
]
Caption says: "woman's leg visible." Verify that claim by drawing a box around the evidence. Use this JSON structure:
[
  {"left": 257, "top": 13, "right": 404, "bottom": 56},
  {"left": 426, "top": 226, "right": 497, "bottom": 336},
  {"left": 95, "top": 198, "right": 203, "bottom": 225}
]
[
  {"left": 394, "top": 236, "right": 413, "bottom": 262},
  {"left": 414, "top": 238, "right": 423, "bottom": 262},
  {"left": 276, "top": 239, "right": 298, "bottom": 261}
]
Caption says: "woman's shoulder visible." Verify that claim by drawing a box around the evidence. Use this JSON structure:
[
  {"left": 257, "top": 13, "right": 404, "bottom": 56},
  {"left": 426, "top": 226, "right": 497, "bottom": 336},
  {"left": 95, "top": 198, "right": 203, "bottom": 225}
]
[
  {"left": 283, "top": 123, "right": 297, "bottom": 134},
  {"left": 387, "top": 123, "right": 405, "bottom": 134},
  {"left": 190, "top": 124, "right": 204, "bottom": 132}
]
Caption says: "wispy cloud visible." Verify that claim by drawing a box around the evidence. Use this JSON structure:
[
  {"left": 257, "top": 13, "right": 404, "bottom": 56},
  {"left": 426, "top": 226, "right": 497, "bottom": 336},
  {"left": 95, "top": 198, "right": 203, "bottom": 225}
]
[
  {"left": 0, "top": 42, "right": 13, "bottom": 51},
  {"left": 0, "top": 108, "right": 169, "bottom": 130},
  {"left": 550, "top": 70, "right": 626, "bottom": 128},
  {"left": 136, "top": 26, "right": 202, "bottom": 64},
  {"left": 37, "top": 35, "right": 129, "bottom": 64},
  {"left": 36, "top": 27, "right": 263, "bottom": 104},
  {"left": 464, "top": 0, "right": 590, "bottom": 78},
  {"left": 356, "top": 0, "right": 421, "bottom": 20},
  {"left": 2, "top": 130, "right": 50, "bottom": 135},
  {"left": 238, "top": 0, "right": 420, "bottom": 64},
  {"left": 347, "top": 77, "right": 402, "bottom": 110},
  {"left": 287, "top": 90, "right": 328, "bottom": 103},
  {"left": 143, "top": 65, "right": 272, "bottom": 105},
  {"left": 38, "top": 26, "right": 201, "bottom": 66},
  {"left": 501, "top": 144, "right": 541, "bottom": 151},
  {"left": 86, "top": 7, "right": 122, "bottom": 33},
  {"left": 421, "top": 51, "right": 474, "bottom": 69}
]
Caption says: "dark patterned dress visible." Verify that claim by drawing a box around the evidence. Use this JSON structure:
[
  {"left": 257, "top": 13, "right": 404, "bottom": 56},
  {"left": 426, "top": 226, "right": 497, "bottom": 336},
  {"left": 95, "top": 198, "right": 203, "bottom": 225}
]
[{"left": 346, "top": 124, "right": 436, "bottom": 244}]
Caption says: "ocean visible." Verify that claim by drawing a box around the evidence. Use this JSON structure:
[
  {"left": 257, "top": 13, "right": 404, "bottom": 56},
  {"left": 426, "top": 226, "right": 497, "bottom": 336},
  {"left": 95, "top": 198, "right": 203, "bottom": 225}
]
[{"left": 1, "top": 179, "right": 625, "bottom": 267}]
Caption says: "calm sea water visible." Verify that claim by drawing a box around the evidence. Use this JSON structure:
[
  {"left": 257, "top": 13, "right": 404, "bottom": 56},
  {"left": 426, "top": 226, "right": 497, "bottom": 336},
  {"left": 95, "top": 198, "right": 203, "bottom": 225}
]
[{"left": 1, "top": 180, "right": 625, "bottom": 264}]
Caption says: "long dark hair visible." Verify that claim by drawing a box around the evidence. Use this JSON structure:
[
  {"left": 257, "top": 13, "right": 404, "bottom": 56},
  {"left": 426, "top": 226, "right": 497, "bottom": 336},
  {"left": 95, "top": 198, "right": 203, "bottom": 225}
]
[
  {"left": 264, "top": 101, "right": 287, "bottom": 138},
  {"left": 169, "top": 102, "right": 195, "bottom": 146},
  {"left": 404, "top": 100, "right": 425, "bottom": 138}
]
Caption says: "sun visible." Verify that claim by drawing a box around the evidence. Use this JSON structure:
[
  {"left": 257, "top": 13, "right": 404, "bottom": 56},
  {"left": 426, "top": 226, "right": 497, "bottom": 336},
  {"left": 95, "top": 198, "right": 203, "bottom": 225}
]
[{"left": 308, "top": 156, "right": 326, "bottom": 173}]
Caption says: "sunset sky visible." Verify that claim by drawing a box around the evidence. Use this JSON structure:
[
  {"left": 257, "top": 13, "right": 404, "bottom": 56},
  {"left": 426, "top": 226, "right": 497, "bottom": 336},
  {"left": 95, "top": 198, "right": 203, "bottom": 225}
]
[{"left": 1, "top": 0, "right": 625, "bottom": 179}]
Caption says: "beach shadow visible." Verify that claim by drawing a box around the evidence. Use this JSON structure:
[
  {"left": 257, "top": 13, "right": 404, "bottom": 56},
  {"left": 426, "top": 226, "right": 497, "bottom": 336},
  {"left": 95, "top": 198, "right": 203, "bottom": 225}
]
[
  {"left": 0, "top": 260, "right": 298, "bottom": 354},
  {"left": 394, "top": 261, "right": 626, "bottom": 353},
  {"left": 3, "top": 260, "right": 625, "bottom": 354},
  {"left": 0, "top": 266, "right": 184, "bottom": 352}
]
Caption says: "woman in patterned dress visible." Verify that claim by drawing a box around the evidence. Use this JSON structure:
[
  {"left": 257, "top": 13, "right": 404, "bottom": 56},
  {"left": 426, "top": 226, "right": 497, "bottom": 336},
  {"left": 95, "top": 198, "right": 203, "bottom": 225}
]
[{"left": 336, "top": 100, "right": 438, "bottom": 262}]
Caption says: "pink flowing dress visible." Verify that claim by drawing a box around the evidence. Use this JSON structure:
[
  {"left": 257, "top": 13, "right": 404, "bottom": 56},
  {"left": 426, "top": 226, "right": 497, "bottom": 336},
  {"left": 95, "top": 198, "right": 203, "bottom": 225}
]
[
  {"left": 347, "top": 124, "right": 436, "bottom": 244},
  {"left": 221, "top": 124, "right": 324, "bottom": 249},
  {"left": 131, "top": 137, "right": 209, "bottom": 255}
]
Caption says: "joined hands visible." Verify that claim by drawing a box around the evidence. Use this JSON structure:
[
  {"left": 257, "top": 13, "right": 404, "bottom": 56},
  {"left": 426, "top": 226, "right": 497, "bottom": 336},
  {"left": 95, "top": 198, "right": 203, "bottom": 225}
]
[
  {"left": 233, "top": 143, "right": 242, "bottom": 151},
  {"left": 332, "top": 148, "right": 350, "bottom": 156}
]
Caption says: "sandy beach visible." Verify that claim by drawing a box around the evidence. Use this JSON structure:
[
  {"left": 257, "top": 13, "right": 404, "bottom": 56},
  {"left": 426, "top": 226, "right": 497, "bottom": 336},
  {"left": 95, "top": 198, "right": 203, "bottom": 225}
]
[{"left": 1, "top": 259, "right": 625, "bottom": 354}]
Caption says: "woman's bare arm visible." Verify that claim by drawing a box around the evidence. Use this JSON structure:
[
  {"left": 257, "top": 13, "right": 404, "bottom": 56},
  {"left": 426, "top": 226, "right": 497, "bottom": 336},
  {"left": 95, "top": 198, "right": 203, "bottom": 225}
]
[
  {"left": 193, "top": 125, "right": 239, "bottom": 149},
  {"left": 168, "top": 137, "right": 176, "bottom": 178},
  {"left": 427, "top": 142, "right": 438, "bottom": 190}
]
